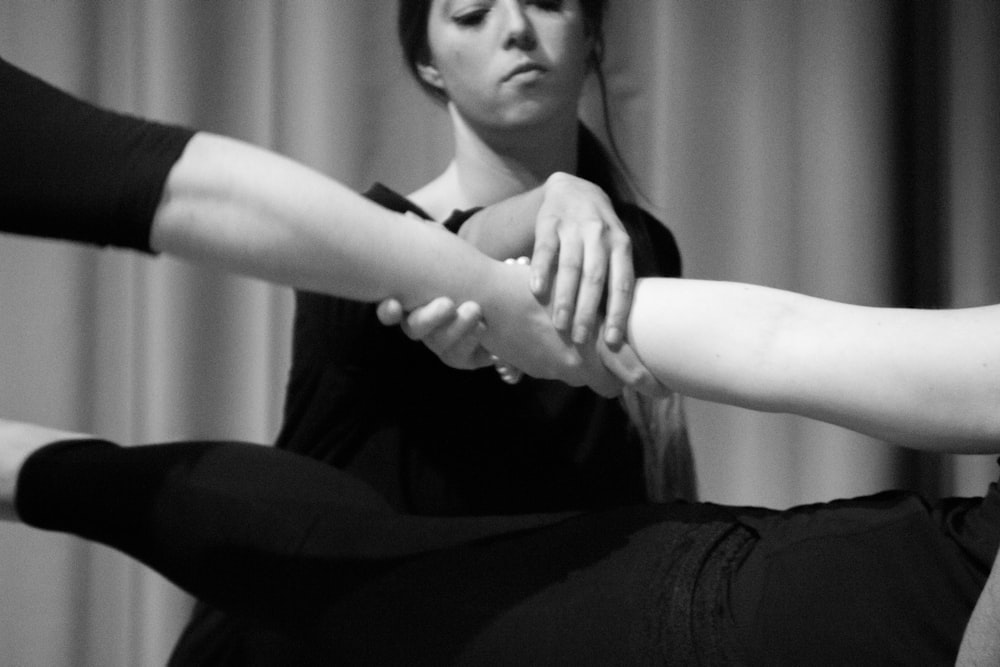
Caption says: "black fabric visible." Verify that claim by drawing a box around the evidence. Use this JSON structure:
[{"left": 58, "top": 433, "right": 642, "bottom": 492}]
[
  {"left": 274, "top": 183, "right": 683, "bottom": 516},
  {"left": 0, "top": 57, "right": 195, "bottom": 252},
  {"left": 729, "top": 485, "right": 1000, "bottom": 665},
  {"left": 17, "top": 439, "right": 996, "bottom": 665}
]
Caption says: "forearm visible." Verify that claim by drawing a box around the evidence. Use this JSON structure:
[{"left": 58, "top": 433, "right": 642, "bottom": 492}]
[
  {"left": 150, "top": 133, "right": 501, "bottom": 310},
  {"left": 459, "top": 172, "right": 636, "bottom": 345},
  {"left": 622, "top": 278, "right": 1000, "bottom": 452},
  {"left": 458, "top": 186, "right": 542, "bottom": 259},
  {"left": 958, "top": 549, "right": 1000, "bottom": 666},
  {"left": 622, "top": 278, "right": 804, "bottom": 409}
]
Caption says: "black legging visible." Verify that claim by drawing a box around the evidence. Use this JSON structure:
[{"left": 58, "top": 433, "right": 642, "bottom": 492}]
[{"left": 15, "top": 439, "right": 994, "bottom": 665}]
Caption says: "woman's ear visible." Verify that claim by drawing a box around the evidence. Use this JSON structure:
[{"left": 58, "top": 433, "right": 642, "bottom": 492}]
[{"left": 417, "top": 61, "right": 445, "bottom": 91}]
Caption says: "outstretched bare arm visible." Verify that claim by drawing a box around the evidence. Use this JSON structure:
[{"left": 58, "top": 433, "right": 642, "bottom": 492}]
[
  {"left": 611, "top": 278, "right": 1000, "bottom": 452},
  {"left": 151, "top": 134, "right": 618, "bottom": 393}
]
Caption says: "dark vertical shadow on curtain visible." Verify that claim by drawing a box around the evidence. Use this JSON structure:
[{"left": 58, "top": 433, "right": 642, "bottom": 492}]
[
  {"left": 69, "top": 8, "right": 117, "bottom": 663},
  {"left": 890, "top": 0, "right": 951, "bottom": 498}
]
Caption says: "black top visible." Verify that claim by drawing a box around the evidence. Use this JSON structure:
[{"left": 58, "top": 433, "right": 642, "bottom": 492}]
[
  {"left": 0, "top": 57, "right": 195, "bottom": 252},
  {"left": 274, "top": 183, "right": 684, "bottom": 515}
]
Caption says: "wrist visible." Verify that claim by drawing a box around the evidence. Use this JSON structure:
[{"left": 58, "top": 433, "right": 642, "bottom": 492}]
[
  {"left": 460, "top": 189, "right": 543, "bottom": 258},
  {"left": 487, "top": 257, "right": 531, "bottom": 384},
  {"left": 469, "top": 258, "right": 516, "bottom": 331}
]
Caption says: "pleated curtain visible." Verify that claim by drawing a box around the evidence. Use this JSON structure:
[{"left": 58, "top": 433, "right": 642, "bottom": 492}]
[{"left": 1, "top": 1, "right": 997, "bottom": 664}]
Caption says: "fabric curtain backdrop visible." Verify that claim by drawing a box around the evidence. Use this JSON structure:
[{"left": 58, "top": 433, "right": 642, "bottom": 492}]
[{"left": 1, "top": 1, "right": 997, "bottom": 664}]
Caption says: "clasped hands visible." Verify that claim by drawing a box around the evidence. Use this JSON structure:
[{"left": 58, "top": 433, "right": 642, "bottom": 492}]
[{"left": 377, "top": 174, "right": 667, "bottom": 398}]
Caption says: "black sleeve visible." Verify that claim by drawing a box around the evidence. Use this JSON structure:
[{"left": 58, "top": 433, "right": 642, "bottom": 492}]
[
  {"left": 363, "top": 182, "right": 481, "bottom": 234},
  {"left": 0, "top": 57, "right": 196, "bottom": 253},
  {"left": 442, "top": 207, "right": 483, "bottom": 234}
]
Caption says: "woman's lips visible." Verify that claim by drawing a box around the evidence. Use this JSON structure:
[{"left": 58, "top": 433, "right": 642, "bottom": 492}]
[{"left": 503, "top": 62, "right": 547, "bottom": 82}]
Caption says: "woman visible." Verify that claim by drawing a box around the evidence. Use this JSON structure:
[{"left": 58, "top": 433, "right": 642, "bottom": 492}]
[
  {"left": 3, "top": 275, "right": 999, "bottom": 664},
  {"left": 169, "top": 1, "right": 692, "bottom": 661},
  {"left": 265, "top": 0, "right": 691, "bottom": 513}
]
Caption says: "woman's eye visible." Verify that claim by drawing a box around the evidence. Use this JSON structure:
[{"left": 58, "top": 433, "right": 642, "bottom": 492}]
[{"left": 453, "top": 8, "right": 489, "bottom": 27}]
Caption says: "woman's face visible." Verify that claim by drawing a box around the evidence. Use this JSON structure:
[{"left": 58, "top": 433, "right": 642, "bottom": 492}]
[{"left": 421, "top": 0, "right": 592, "bottom": 131}]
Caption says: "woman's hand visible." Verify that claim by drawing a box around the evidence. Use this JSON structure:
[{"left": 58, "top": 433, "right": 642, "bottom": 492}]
[
  {"left": 478, "top": 260, "right": 622, "bottom": 396},
  {"left": 595, "top": 331, "right": 673, "bottom": 397},
  {"left": 377, "top": 290, "right": 670, "bottom": 397},
  {"left": 377, "top": 262, "right": 623, "bottom": 397},
  {"left": 376, "top": 297, "right": 493, "bottom": 370},
  {"left": 530, "top": 173, "right": 635, "bottom": 347}
]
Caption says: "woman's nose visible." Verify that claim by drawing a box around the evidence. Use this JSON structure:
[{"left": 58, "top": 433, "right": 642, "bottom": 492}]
[{"left": 501, "top": 1, "right": 538, "bottom": 51}]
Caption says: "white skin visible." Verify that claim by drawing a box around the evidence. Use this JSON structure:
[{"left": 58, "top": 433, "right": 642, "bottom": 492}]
[
  {"left": 615, "top": 279, "right": 1000, "bottom": 451},
  {"left": 379, "top": 0, "right": 637, "bottom": 349}
]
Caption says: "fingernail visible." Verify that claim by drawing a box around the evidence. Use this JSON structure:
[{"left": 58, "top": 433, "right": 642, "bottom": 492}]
[
  {"left": 605, "top": 326, "right": 621, "bottom": 346},
  {"left": 554, "top": 309, "right": 570, "bottom": 330},
  {"left": 573, "top": 325, "right": 589, "bottom": 344},
  {"left": 530, "top": 275, "right": 542, "bottom": 293}
]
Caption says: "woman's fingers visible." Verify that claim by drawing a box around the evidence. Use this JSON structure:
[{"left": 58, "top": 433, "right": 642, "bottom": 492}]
[
  {"left": 428, "top": 301, "right": 492, "bottom": 369},
  {"left": 596, "top": 331, "right": 671, "bottom": 397},
  {"left": 375, "top": 298, "right": 405, "bottom": 326},
  {"left": 404, "top": 298, "right": 494, "bottom": 370},
  {"left": 530, "top": 173, "right": 637, "bottom": 346},
  {"left": 548, "top": 228, "right": 583, "bottom": 334},
  {"left": 378, "top": 297, "right": 492, "bottom": 370},
  {"left": 478, "top": 261, "right": 621, "bottom": 395},
  {"left": 566, "top": 228, "right": 606, "bottom": 344},
  {"left": 401, "top": 297, "right": 459, "bottom": 340},
  {"left": 602, "top": 234, "right": 635, "bottom": 347},
  {"left": 530, "top": 213, "right": 559, "bottom": 298}
]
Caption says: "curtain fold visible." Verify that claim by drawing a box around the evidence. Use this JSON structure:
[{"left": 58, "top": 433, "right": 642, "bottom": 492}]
[{"left": 1, "top": 1, "right": 997, "bottom": 664}]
